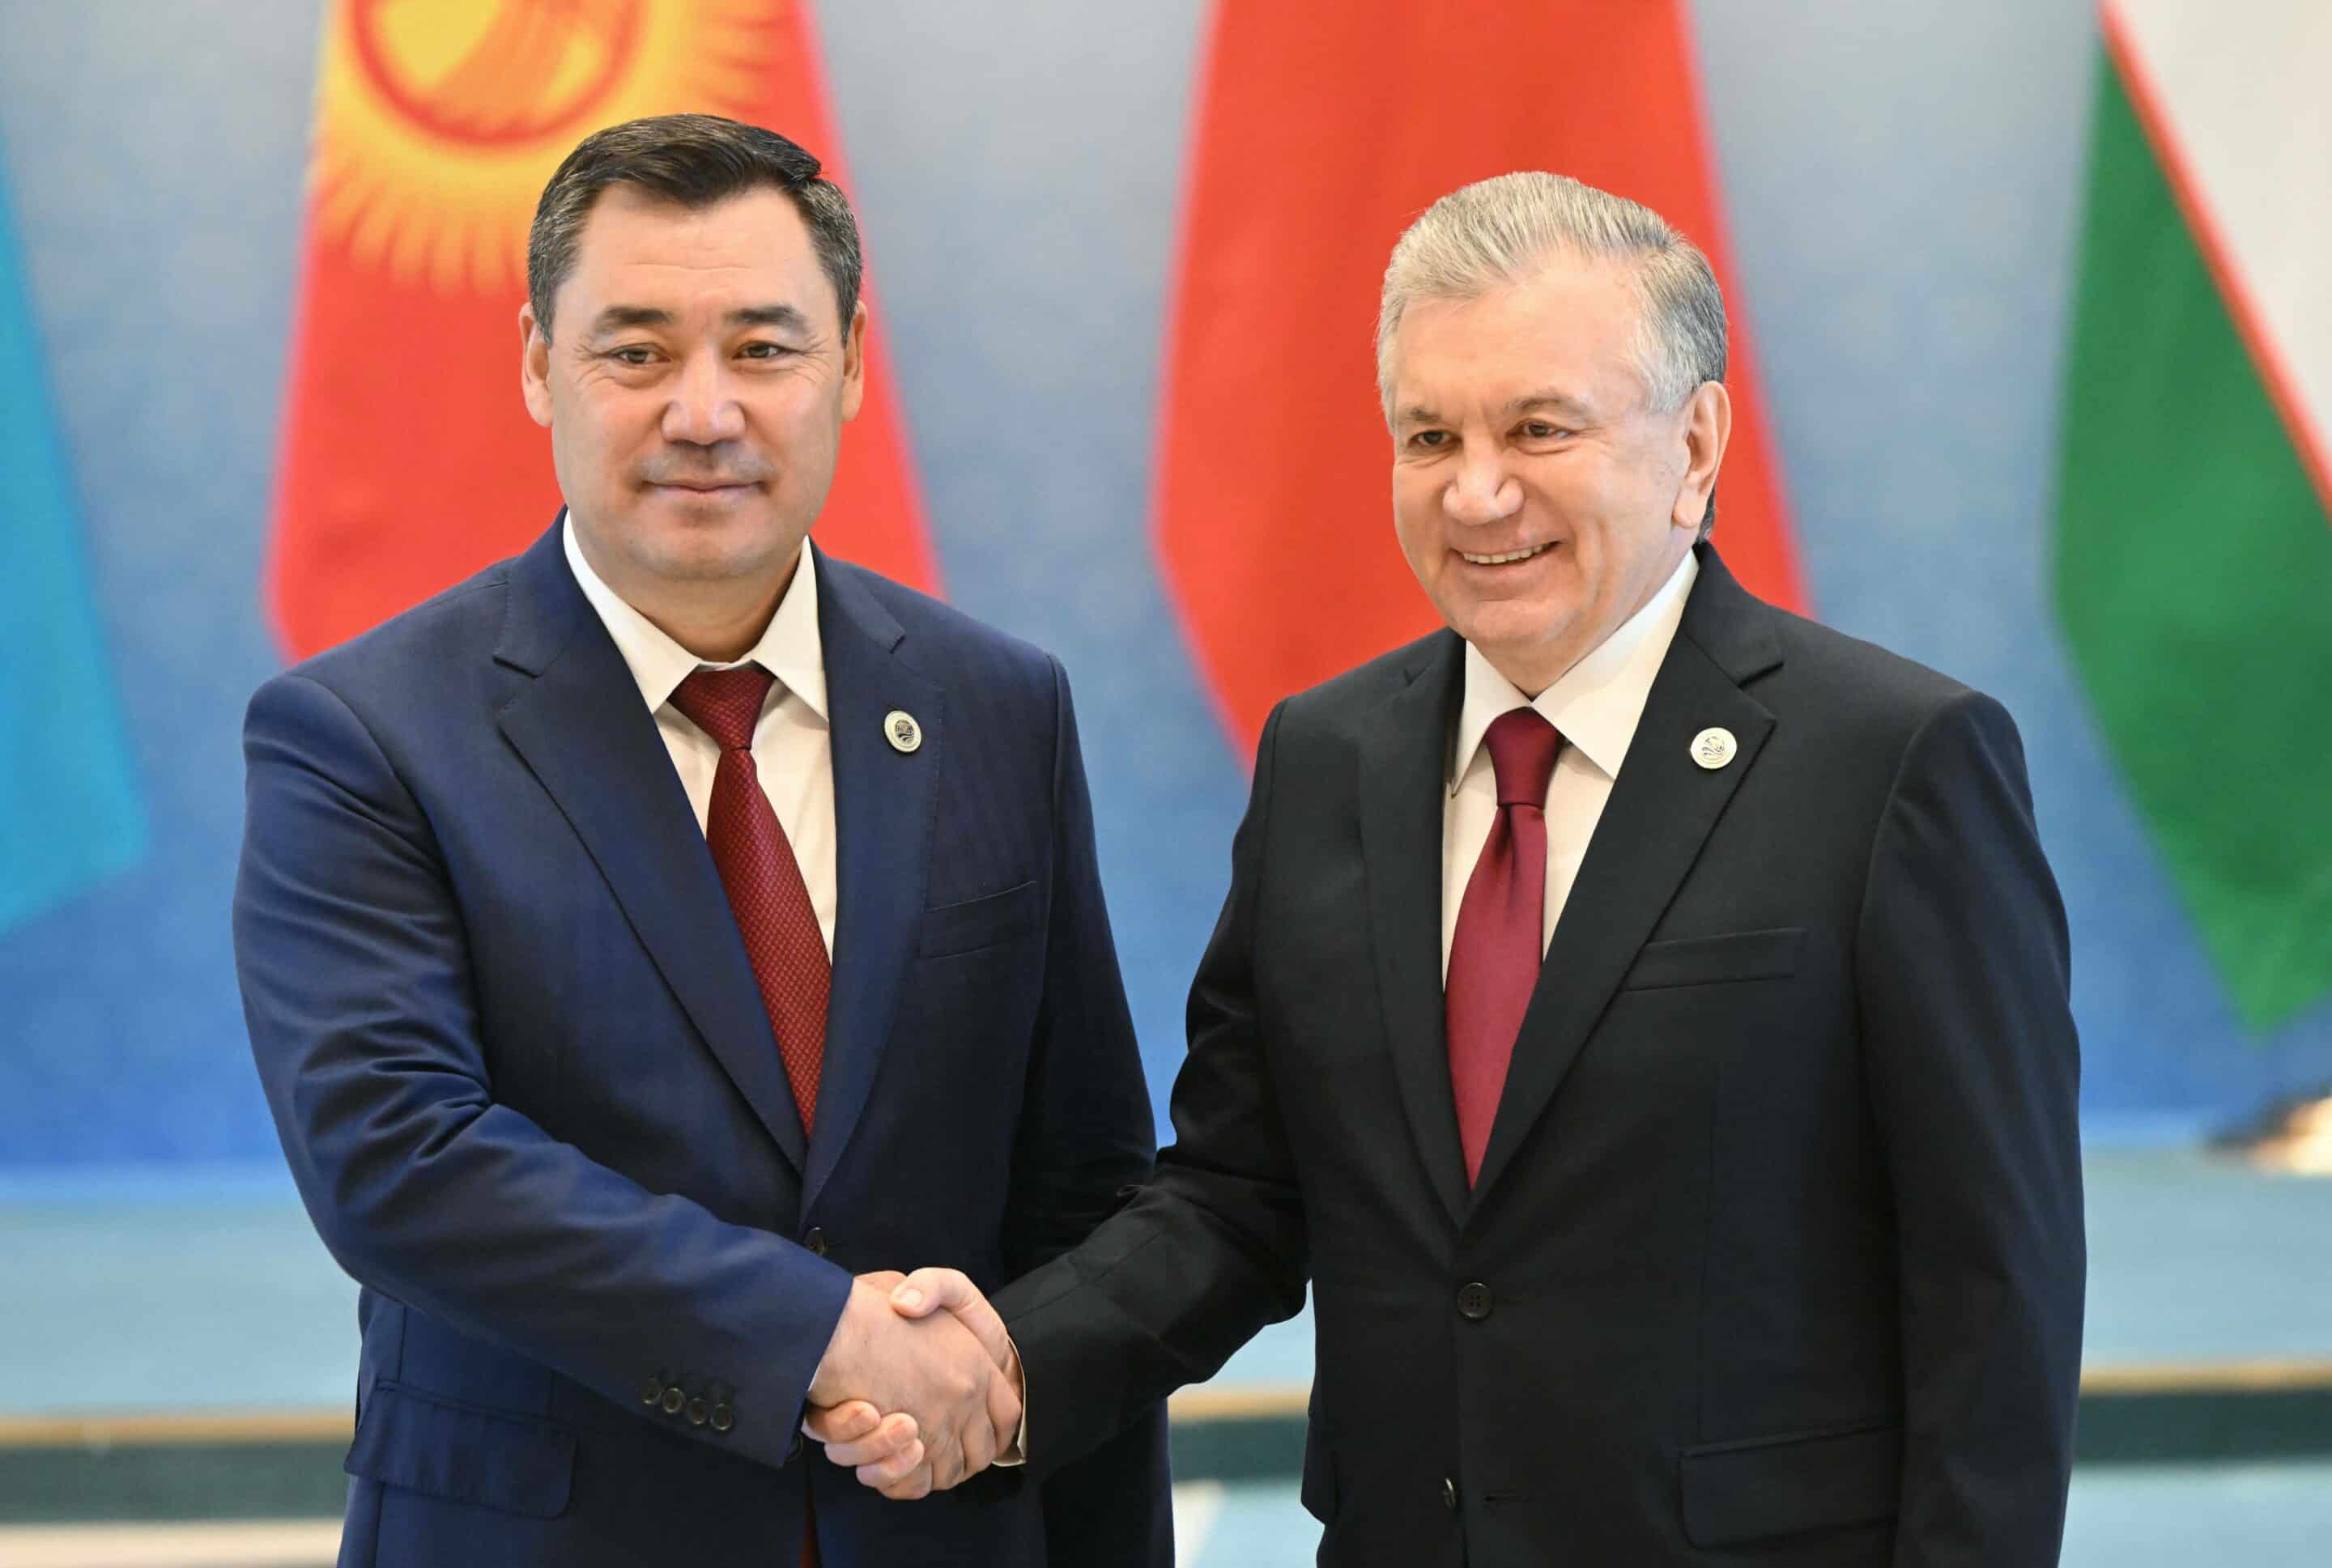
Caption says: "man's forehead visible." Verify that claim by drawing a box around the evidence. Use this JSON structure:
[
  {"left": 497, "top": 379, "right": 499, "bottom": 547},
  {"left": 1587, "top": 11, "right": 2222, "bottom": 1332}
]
[
  {"left": 1391, "top": 263, "right": 1643, "bottom": 410},
  {"left": 566, "top": 187, "right": 811, "bottom": 279},
  {"left": 562, "top": 183, "right": 836, "bottom": 323}
]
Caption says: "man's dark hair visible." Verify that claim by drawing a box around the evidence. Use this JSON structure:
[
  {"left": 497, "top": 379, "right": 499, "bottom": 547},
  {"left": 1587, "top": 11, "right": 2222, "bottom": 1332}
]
[{"left": 526, "top": 113, "right": 862, "bottom": 340}]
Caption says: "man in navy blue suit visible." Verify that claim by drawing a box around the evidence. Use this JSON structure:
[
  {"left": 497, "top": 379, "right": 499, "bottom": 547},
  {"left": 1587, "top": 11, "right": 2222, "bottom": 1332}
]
[{"left": 233, "top": 113, "right": 1167, "bottom": 1566}]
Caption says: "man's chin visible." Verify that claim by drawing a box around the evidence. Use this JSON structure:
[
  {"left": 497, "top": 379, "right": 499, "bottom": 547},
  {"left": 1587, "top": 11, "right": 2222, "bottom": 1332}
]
[{"left": 619, "top": 515, "right": 798, "bottom": 583}]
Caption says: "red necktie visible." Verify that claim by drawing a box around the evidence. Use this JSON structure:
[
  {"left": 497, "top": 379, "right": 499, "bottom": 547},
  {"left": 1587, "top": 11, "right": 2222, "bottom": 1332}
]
[
  {"left": 1445, "top": 708, "right": 1563, "bottom": 1186},
  {"left": 668, "top": 667, "right": 830, "bottom": 1567},
  {"left": 668, "top": 666, "right": 830, "bottom": 1133}
]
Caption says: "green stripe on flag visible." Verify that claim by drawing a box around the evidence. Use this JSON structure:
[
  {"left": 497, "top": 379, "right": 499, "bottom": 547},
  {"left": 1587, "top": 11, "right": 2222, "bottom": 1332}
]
[{"left": 2055, "top": 49, "right": 2332, "bottom": 1030}]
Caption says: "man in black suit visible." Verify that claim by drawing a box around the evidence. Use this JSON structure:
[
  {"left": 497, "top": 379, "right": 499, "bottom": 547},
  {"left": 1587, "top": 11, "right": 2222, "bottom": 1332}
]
[{"left": 819, "top": 170, "right": 2085, "bottom": 1566}]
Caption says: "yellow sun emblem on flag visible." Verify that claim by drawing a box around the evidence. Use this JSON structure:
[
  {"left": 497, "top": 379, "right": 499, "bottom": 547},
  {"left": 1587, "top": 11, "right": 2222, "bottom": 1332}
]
[{"left": 310, "top": 0, "right": 785, "bottom": 292}]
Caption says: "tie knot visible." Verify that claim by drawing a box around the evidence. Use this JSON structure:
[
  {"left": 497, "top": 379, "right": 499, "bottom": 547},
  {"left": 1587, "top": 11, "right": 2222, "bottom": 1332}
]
[
  {"left": 670, "top": 665, "right": 775, "bottom": 752},
  {"left": 1483, "top": 708, "right": 1561, "bottom": 807}
]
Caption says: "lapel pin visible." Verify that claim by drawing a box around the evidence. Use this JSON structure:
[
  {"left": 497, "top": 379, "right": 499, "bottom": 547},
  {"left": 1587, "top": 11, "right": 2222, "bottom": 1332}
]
[
  {"left": 1690, "top": 727, "right": 1737, "bottom": 771},
  {"left": 883, "top": 710, "right": 923, "bottom": 754}
]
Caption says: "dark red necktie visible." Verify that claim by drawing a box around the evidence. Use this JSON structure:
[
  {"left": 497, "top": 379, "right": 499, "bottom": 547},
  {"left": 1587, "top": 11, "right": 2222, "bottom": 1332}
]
[
  {"left": 668, "top": 666, "right": 830, "bottom": 1134},
  {"left": 1445, "top": 708, "right": 1564, "bottom": 1185},
  {"left": 668, "top": 667, "right": 831, "bottom": 1567}
]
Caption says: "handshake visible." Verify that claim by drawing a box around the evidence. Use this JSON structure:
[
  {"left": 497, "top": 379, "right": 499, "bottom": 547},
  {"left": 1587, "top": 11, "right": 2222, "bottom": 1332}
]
[{"left": 801, "top": 1268, "right": 1021, "bottom": 1498}]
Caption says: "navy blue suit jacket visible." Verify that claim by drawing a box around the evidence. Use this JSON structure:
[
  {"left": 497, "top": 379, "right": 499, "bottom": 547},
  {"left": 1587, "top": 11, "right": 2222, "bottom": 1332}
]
[{"left": 234, "top": 521, "right": 1168, "bottom": 1566}]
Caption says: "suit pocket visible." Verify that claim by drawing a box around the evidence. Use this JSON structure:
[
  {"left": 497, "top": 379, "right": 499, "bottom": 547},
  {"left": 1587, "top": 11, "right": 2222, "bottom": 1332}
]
[
  {"left": 1679, "top": 1420, "right": 1899, "bottom": 1547},
  {"left": 345, "top": 1379, "right": 575, "bottom": 1518},
  {"left": 1620, "top": 927, "right": 1805, "bottom": 991},
  {"left": 918, "top": 879, "right": 1040, "bottom": 958}
]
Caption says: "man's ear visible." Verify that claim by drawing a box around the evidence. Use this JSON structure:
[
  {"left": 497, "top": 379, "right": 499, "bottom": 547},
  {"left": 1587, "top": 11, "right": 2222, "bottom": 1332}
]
[
  {"left": 1671, "top": 379, "right": 1731, "bottom": 532},
  {"left": 519, "top": 302, "right": 553, "bottom": 428},
  {"left": 839, "top": 300, "right": 868, "bottom": 424}
]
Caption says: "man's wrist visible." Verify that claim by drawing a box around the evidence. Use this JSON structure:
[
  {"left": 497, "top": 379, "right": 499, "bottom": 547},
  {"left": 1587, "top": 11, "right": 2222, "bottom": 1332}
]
[
  {"left": 993, "top": 1333, "right": 1028, "bottom": 1466},
  {"left": 807, "top": 1277, "right": 880, "bottom": 1404}
]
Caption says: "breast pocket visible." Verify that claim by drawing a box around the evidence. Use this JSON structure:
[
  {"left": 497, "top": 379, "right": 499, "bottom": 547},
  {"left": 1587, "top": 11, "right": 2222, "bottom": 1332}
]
[
  {"left": 1619, "top": 927, "right": 1805, "bottom": 991},
  {"left": 917, "top": 879, "right": 1041, "bottom": 958}
]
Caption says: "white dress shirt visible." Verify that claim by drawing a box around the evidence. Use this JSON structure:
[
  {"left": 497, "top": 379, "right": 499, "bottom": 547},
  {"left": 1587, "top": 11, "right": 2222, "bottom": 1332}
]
[
  {"left": 564, "top": 517, "right": 837, "bottom": 958},
  {"left": 1440, "top": 551, "right": 1700, "bottom": 981}
]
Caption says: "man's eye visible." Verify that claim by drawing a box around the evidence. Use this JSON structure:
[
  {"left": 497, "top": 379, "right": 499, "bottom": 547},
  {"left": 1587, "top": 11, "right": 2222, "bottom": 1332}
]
[
  {"left": 608, "top": 346, "right": 657, "bottom": 366},
  {"left": 1521, "top": 421, "right": 1566, "bottom": 440},
  {"left": 1411, "top": 430, "right": 1449, "bottom": 449},
  {"left": 738, "top": 342, "right": 792, "bottom": 360}
]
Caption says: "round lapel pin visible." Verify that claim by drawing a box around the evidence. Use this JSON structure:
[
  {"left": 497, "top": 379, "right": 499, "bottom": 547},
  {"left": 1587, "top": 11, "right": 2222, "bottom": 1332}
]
[
  {"left": 1690, "top": 727, "right": 1737, "bottom": 771},
  {"left": 884, "top": 710, "right": 923, "bottom": 754}
]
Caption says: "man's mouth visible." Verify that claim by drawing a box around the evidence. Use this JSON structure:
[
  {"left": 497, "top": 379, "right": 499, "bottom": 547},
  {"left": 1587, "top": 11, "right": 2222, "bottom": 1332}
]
[{"left": 1457, "top": 542, "right": 1555, "bottom": 566}]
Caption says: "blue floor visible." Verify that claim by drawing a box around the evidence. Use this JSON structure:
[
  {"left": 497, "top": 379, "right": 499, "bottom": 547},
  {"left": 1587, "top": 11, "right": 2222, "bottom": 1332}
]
[
  {"left": 1179, "top": 1465, "right": 2332, "bottom": 1566},
  {"left": 2, "top": 1147, "right": 2327, "bottom": 1564},
  {"left": 4, "top": 1147, "right": 2325, "bottom": 1412}
]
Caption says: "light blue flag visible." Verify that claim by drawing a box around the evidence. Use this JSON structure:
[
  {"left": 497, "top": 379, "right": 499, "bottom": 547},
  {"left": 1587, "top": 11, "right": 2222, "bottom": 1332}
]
[{"left": 0, "top": 154, "right": 145, "bottom": 932}]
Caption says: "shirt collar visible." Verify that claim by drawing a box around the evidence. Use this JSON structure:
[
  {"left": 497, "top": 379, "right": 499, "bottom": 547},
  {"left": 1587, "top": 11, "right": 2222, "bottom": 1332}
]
[
  {"left": 562, "top": 512, "right": 828, "bottom": 724},
  {"left": 1449, "top": 549, "right": 1699, "bottom": 792}
]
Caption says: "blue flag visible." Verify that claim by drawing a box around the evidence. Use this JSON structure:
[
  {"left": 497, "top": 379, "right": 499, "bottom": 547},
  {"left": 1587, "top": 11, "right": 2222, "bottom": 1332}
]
[{"left": 0, "top": 154, "right": 144, "bottom": 932}]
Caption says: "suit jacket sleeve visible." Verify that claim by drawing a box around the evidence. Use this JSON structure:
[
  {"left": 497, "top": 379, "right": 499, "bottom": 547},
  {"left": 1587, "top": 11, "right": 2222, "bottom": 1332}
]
[
  {"left": 1858, "top": 691, "right": 2085, "bottom": 1566},
  {"left": 995, "top": 699, "right": 1312, "bottom": 1479},
  {"left": 233, "top": 672, "right": 853, "bottom": 1472},
  {"left": 1002, "top": 657, "right": 1174, "bottom": 1565}
]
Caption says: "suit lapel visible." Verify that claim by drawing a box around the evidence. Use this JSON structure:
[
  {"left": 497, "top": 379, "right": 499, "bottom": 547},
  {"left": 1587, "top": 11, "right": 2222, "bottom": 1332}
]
[
  {"left": 1470, "top": 546, "right": 1782, "bottom": 1204},
  {"left": 492, "top": 522, "right": 808, "bottom": 1174},
  {"left": 800, "top": 555, "right": 942, "bottom": 1216},
  {"left": 1357, "top": 631, "right": 1472, "bottom": 1228}
]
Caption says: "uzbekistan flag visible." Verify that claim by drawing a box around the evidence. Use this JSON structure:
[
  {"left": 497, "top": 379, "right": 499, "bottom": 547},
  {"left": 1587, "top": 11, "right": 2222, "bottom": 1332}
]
[
  {"left": 2056, "top": 1, "right": 2332, "bottom": 1028},
  {"left": 269, "top": 0, "right": 938, "bottom": 661},
  {"left": 1153, "top": 0, "right": 1806, "bottom": 753}
]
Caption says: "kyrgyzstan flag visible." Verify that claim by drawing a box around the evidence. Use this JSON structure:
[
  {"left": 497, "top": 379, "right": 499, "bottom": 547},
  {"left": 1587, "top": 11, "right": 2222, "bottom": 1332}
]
[
  {"left": 270, "top": 0, "right": 938, "bottom": 660},
  {"left": 1155, "top": 0, "right": 1806, "bottom": 753}
]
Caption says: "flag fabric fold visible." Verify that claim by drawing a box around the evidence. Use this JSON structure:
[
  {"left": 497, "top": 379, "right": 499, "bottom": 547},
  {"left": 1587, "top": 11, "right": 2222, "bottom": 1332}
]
[
  {"left": 1151, "top": 0, "right": 1806, "bottom": 754},
  {"left": 0, "top": 149, "right": 147, "bottom": 933},
  {"left": 2055, "top": 0, "right": 2332, "bottom": 1029}
]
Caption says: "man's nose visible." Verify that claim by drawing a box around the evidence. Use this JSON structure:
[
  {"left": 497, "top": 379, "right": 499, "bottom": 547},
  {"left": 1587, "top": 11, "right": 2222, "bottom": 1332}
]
[
  {"left": 1443, "top": 451, "right": 1522, "bottom": 525},
  {"left": 662, "top": 350, "right": 747, "bottom": 445}
]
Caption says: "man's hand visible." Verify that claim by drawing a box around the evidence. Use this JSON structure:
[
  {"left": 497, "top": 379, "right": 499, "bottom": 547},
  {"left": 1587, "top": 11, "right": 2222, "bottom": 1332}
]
[
  {"left": 802, "top": 1269, "right": 1023, "bottom": 1498},
  {"left": 802, "top": 1270, "right": 1019, "bottom": 1498}
]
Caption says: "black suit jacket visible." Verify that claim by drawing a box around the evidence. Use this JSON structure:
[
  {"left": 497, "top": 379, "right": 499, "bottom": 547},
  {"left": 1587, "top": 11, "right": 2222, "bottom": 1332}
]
[{"left": 998, "top": 545, "right": 2084, "bottom": 1566}]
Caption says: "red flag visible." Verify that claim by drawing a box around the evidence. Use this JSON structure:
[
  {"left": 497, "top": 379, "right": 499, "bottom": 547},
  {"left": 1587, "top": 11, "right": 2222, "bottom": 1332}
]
[
  {"left": 1155, "top": 0, "right": 1806, "bottom": 753},
  {"left": 269, "top": 0, "right": 937, "bottom": 660}
]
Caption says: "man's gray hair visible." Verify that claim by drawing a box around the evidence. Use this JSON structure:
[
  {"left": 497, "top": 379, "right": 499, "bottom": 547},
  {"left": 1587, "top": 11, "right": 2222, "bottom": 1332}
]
[{"left": 1377, "top": 172, "right": 1728, "bottom": 533}]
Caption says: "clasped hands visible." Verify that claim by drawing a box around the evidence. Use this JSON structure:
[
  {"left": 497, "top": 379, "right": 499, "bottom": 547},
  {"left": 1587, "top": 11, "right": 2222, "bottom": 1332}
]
[{"left": 802, "top": 1268, "right": 1018, "bottom": 1499}]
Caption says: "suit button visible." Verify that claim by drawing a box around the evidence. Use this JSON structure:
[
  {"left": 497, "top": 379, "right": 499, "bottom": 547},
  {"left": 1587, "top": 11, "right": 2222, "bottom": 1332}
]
[
  {"left": 1457, "top": 1281, "right": 1493, "bottom": 1320},
  {"left": 662, "top": 1387, "right": 686, "bottom": 1416},
  {"left": 805, "top": 1227, "right": 828, "bottom": 1257},
  {"left": 639, "top": 1378, "right": 664, "bottom": 1406},
  {"left": 710, "top": 1404, "right": 734, "bottom": 1433},
  {"left": 686, "top": 1397, "right": 709, "bottom": 1426},
  {"left": 1442, "top": 1476, "right": 1458, "bottom": 1510}
]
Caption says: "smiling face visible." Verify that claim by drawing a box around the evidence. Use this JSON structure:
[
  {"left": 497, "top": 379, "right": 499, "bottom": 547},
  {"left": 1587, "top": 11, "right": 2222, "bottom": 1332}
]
[
  {"left": 520, "top": 181, "right": 864, "bottom": 617},
  {"left": 1385, "top": 255, "right": 1727, "bottom": 695}
]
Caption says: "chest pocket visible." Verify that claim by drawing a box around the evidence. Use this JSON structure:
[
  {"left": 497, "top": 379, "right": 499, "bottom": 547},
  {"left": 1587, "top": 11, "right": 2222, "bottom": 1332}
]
[
  {"left": 917, "top": 879, "right": 1041, "bottom": 958},
  {"left": 1619, "top": 926, "right": 1804, "bottom": 991}
]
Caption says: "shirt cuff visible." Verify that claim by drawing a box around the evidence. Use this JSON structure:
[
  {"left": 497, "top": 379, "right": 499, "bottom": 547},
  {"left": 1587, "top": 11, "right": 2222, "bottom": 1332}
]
[{"left": 992, "top": 1332, "right": 1028, "bottom": 1466}]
